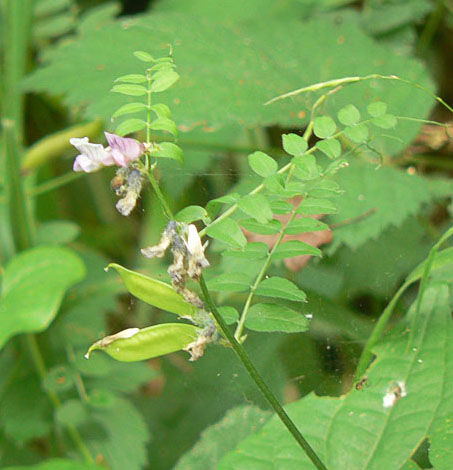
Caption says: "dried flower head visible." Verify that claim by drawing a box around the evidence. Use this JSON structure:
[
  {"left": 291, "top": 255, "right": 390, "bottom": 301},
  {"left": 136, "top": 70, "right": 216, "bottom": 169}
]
[{"left": 111, "top": 166, "right": 145, "bottom": 216}]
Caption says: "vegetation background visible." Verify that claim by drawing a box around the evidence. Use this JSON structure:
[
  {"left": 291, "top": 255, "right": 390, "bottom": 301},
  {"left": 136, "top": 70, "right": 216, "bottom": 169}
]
[{"left": 0, "top": 1, "right": 452, "bottom": 469}]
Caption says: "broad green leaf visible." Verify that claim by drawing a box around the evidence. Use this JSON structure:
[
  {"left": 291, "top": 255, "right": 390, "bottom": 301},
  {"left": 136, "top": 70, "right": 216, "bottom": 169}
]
[
  {"left": 343, "top": 123, "right": 369, "bottom": 143},
  {"left": 282, "top": 133, "right": 308, "bottom": 156},
  {"left": 248, "top": 151, "right": 278, "bottom": 177},
  {"left": 297, "top": 197, "right": 337, "bottom": 215},
  {"left": 337, "top": 104, "right": 360, "bottom": 125},
  {"left": 313, "top": 116, "right": 336, "bottom": 138},
  {"left": 220, "top": 283, "right": 452, "bottom": 470},
  {"left": 293, "top": 154, "right": 319, "bottom": 180},
  {"left": 256, "top": 277, "right": 307, "bottom": 302},
  {"left": 217, "top": 306, "right": 239, "bottom": 325},
  {"left": 86, "top": 324, "right": 199, "bottom": 362},
  {"left": 175, "top": 205, "right": 208, "bottom": 223},
  {"left": 56, "top": 400, "right": 88, "bottom": 427},
  {"left": 207, "top": 273, "right": 251, "bottom": 292},
  {"left": 150, "top": 70, "right": 180, "bottom": 92},
  {"left": 107, "top": 263, "right": 197, "bottom": 317},
  {"left": 115, "top": 73, "right": 147, "bottom": 84},
  {"left": 36, "top": 220, "right": 80, "bottom": 245},
  {"left": 115, "top": 118, "right": 146, "bottom": 136},
  {"left": 206, "top": 218, "right": 247, "bottom": 248},
  {"left": 367, "top": 101, "right": 387, "bottom": 117},
  {"left": 273, "top": 240, "right": 322, "bottom": 259},
  {"left": 0, "top": 246, "right": 85, "bottom": 349},
  {"left": 406, "top": 246, "right": 453, "bottom": 285},
  {"left": 133, "top": 50, "right": 154, "bottom": 62},
  {"left": 149, "top": 116, "right": 178, "bottom": 137},
  {"left": 285, "top": 217, "right": 329, "bottom": 235},
  {"left": 238, "top": 194, "right": 273, "bottom": 224},
  {"left": 152, "top": 142, "right": 184, "bottom": 163},
  {"left": 270, "top": 200, "right": 294, "bottom": 214},
  {"left": 240, "top": 218, "right": 282, "bottom": 235},
  {"left": 174, "top": 406, "right": 271, "bottom": 470},
  {"left": 24, "top": 11, "right": 434, "bottom": 156},
  {"left": 111, "top": 84, "right": 147, "bottom": 96},
  {"left": 245, "top": 303, "right": 309, "bottom": 333},
  {"left": 316, "top": 138, "right": 341, "bottom": 159},
  {"left": 372, "top": 114, "right": 398, "bottom": 129},
  {"left": 223, "top": 242, "right": 269, "bottom": 260},
  {"left": 112, "top": 102, "right": 147, "bottom": 118},
  {"left": 3, "top": 459, "right": 99, "bottom": 470},
  {"left": 330, "top": 162, "right": 433, "bottom": 250}
]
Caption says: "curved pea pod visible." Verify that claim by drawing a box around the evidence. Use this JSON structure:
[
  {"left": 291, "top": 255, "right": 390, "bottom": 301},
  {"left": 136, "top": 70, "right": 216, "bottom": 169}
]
[
  {"left": 85, "top": 324, "right": 199, "bottom": 362},
  {"left": 107, "top": 263, "right": 197, "bottom": 317}
]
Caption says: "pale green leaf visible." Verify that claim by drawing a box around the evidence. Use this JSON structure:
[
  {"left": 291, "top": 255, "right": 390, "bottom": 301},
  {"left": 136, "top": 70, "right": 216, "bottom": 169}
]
[
  {"left": 240, "top": 218, "right": 282, "bottom": 235},
  {"left": 207, "top": 273, "right": 251, "bottom": 292},
  {"left": 56, "top": 400, "right": 88, "bottom": 427},
  {"left": 256, "top": 277, "right": 307, "bottom": 302},
  {"left": 368, "top": 101, "right": 387, "bottom": 117},
  {"left": 149, "top": 116, "right": 178, "bottom": 137},
  {"left": 270, "top": 200, "right": 294, "bottom": 214},
  {"left": 112, "top": 102, "right": 147, "bottom": 119},
  {"left": 293, "top": 154, "right": 319, "bottom": 180},
  {"left": 285, "top": 217, "right": 329, "bottom": 235},
  {"left": 282, "top": 133, "right": 308, "bottom": 156},
  {"left": 217, "top": 306, "right": 239, "bottom": 325},
  {"left": 0, "top": 246, "right": 85, "bottom": 350},
  {"left": 238, "top": 194, "right": 273, "bottom": 224},
  {"left": 297, "top": 197, "right": 337, "bottom": 215},
  {"left": 111, "top": 84, "right": 147, "bottom": 96},
  {"left": 151, "top": 103, "right": 171, "bottom": 118},
  {"left": 245, "top": 303, "right": 309, "bottom": 333},
  {"left": 343, "top": 123, "right": 369, "bottom": 143},
  {"left": 372, "top": 114, "right": 398, "bottom": 129},
  {"left": 206, "top": 218, "right": 247, "bottom": 248},
  {"left": 114, "top": 118, "right": 146, "bottom": 136},
  {"left": 175, "top": 205, "right": 208, "bottom": 223},
  {"left": 115, "top": 74, "right": 147, "bottom": 84},
  {"left": 133, "top": 50, "right": 154, "bottom": 62},
  {"left": 316, "top": 138, "right": 341, "bottom": 159},
  {"left": 223, "top": 242, "right": 269, "bottom": 260},
  {"left": 150, "top": 70, "right": 180, "bottom": 92},
  {"left": 248, "top": 151, "right": 278, "bottom": 177},
  {"left": 337, "top": 104, "right": 360, "bottom": 125},
  {"left": 273, "top": 240, "right": 322, "bottom": 259},
  {"left": 313, "top": 116, "right": 336, "bottom": 138},
  {"left": 152, "top": 142, "right": 184, "bottom": 163}
]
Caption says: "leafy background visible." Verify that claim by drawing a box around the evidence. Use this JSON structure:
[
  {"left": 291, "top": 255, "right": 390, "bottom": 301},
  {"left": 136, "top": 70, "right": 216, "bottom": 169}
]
[{"left": 1, "top": 0, "right": 452, "bottom": 469}]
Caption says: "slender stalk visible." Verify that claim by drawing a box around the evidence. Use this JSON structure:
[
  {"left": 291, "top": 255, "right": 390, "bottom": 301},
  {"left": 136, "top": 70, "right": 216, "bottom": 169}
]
[
  {"left": 147, "top": 170, "right": 173, "bottom": 219},
  {"left": 199, "top": 276, "right": 328, "bottom": 470},
  {"left": 29, "top": 172, "right": 82, "bottom": 198},
  {"left": 234, "top": 207, "right": 299, "bottom": 341}
]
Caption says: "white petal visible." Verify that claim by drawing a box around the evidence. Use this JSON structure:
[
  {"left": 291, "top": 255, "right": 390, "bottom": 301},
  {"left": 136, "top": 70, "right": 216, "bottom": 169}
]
[{"left": 73, "top": 154, "right": 102, "bottom": 173}]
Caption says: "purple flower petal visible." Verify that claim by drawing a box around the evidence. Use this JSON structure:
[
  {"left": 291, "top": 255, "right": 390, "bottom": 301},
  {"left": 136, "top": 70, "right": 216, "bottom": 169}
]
[{"left": 104, "top": 132, "right": 145, "bottom": 167}]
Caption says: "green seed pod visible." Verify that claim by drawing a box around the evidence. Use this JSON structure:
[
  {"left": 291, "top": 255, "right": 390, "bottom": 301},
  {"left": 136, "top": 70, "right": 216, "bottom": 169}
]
[
  {"left": 85, "top": 324, "right": 199, "bottom": 362},
  {"left": 108, "top": 263, "right": 197, "bottom": 318}
]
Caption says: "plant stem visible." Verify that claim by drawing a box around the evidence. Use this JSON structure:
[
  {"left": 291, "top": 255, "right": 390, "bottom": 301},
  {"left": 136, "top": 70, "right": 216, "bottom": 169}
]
[
  {"left": 234, "top": 207, "right": 299, "bottom": 341},
  {"left": 199, "top": 275, "right": 328, "bottom": 470},
  {"left": 147, "top": 169, "right": 174, "bottom": 219},
  {"left": 29, "top": 172, "right": 83, "bottom": 198}
]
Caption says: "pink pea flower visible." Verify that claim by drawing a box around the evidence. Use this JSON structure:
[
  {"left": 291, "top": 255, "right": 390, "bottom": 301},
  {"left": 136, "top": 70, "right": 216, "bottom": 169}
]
[
  {"left": 104, "top": 132, "right": 145, "bottom": 167},
  {"left": 70, "top": 137, "right": 114, "bottom": 173}
]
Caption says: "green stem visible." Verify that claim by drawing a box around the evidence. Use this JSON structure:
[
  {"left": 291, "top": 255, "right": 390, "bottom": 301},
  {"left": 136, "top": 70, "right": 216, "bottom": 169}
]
[
  {"left": 234, "top": 207, "right": 299, "bottom": 341},
  {"left": 199, "top": 276, "right": 328, "bottom": 470},
  {"left": 29, "top": 172, "right": 83, "bottom": 198},
  {"left": 26, "top": 335, "right": 94, "bottom": 464},
  {"left": 147, "top": 169, "right": 174, "bottom": 219}
]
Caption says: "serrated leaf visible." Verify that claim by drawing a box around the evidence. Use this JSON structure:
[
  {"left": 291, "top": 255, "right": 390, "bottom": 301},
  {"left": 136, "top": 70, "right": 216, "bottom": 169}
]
[
  {"left": 372, "top": 114, "right": 398, "bottom": 129},
  {"left": 337, "top": 104, "right": 360, "bottom": 125},
  {"left": 313, "top": 116, "right": 336, "bottom": 138},
  {"left": 223, "top": 242, "right": 269, "bottom": 260},
  {"left": 152, "top": 142, "right": 184, "bottom": 163},
  {"left": 248, "top": 151, "right": 278, "bottom": 177},
  {"left": 115, "top": 118, "right": 146, "bottom": 136},
  {"left": 115, "top": 74, "right": 147, "bottom": 84},
  {"left": 297, "top": 197, "right": 337, "bottom": 215},
  {"left": 256, "top": 277, "right": 307, "bottom": 302},
  {"left": 220, "top": 283, "right": 452, "bottom": 470},
  {"left": 238, "top": 194, "right": 273, "bottom": 224},
  {"left": 293, "top": 154, "right": 319, "bottom": 180},
  {"left": 111, "top": 84, "right": 147, "bottom": 96},
  {"left": 149, "top": 116, "right": 178, "bottom": 137},
  {"left": 282, "top": 133, "right": 308, "bottom": 156},
  {"left": 150, "top": 70, "right": 180, "bottom": 92},
  {"left": 175, "top": 205, "right": 208, "bottom": 223},
  {"left": 285, "top": 217, "right": 329, "bottom": 235},
  {"left": 206, "top": 218, "right": 247, "bottom": 248},
  {"left": 207, "top": 273, "right": 251, "bottom": 292},
  {"left": 368, "top": 101, "right": 387, "bottom": 117},
  {"left": 0, "top": 246, "right": 85, "bottom": 350},
  {"left": 112, "top": 102, "right": 147, "bottom": 119},
  {"left": 240, "top": 218, "right": 282, "bottom": 235},
  {"left": 245, "top": 303, "right": 309, "bottom": 333},
  {"left": 316, "top": 138, "right": 341, "bottom": 159},
  {"left": 174, "top": 406, "right": 270, "bottom": 470},
  {"left": 273, "top": 240, "right": 322, "bottom": 259},
  {"left": 329, "top": 162, "right": 433, "bottom": 250},
  {"left": 344, "top": 123, "right": 369, "bottom": 143},
  {"left": 217, "top": 306, "right": 239, "bottom": 325}
]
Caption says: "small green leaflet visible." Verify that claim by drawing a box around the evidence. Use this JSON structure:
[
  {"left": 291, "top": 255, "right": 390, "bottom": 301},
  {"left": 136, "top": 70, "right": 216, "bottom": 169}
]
[
  {"left": 206, "top": 218, "right": 247, "bottom": 248},
  {"left": 175, "top": 205, "right": 208, "bottom": 223},
  {"left": 207, "top": 273, "right": 251, "bottom": 292},
  {"left": 297, "top": 197, "right": 337, "bottom": 215},
  {"left": 285, "top": 217, "right": 329, "bottom": 235},
  {"left": 112, "top": 102, "right": 148, "bottom": 119},
  {"left": 150, "top": 70, "right": 180, "bottom": 92},
  {"left": 115, "top": 74, "right": 147, "bottom": 84},
  {"left": 115, "top": 118, "right": 146, "bottom": 136},
  {"left": 344, "top": 123, "right": 369, "bottom": 143},
  {"left": 238, "top": 194, "right": 273, "bottom": 223},
  {"left": 270, "top": 200, "right": 293, "bottom": 214},
  {"left": 372, "top": 114, "right": 398, "bottom": 129},
  {"left": 316, "top": 138, "right": 341, "bottom": 159},
  {"left": 313, "top": 116, "right": 336, "bottom": 138},
  {"left": 223, "top": 242, "right": 269, "bottom": 260},
  {"left": 149, "top": 116, "right": 178, "bottom": 137},
  {"left": 151, "top": 142, "right": 184, "bottom": 163},
  {"left": 305, "top": 179, "right": 342, "bottom": 198},
  {"left": 133, "top": 50, "right": 154, "bottom": 62},
  {"left": 217, "top": 306, "right": 240, "bottom": 325},
  {"left": 255, "top": 277, "right": 307, "bottom": 302},
  {"left": 273, "top": 240, "right": 322, "bottom": 259},
  {"left": 245, "top": 303, "right": 309, "bottom": 333},
  {"left": 240, "top": 218, "right": 282, "bottom": 235},
  {"left": 111, "top": 84, "right": 147, "bottom": 96},
  {"left": 248, "top": 151, "right": 278, "bottom": 177},
  {"left": 282, "top": 133, "right": 308, "bottom": 156},
  {"left": 367, "top": 101, "right": 387, "bottom": 117},
  {"left": 293, "top": 154, "right": 319, "bottom": 180},
  {"left": 337, "top": 104, "right": 360, "bottom": 126}
]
